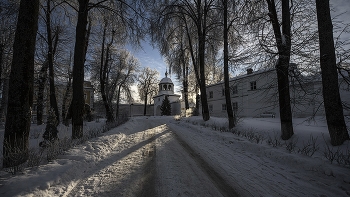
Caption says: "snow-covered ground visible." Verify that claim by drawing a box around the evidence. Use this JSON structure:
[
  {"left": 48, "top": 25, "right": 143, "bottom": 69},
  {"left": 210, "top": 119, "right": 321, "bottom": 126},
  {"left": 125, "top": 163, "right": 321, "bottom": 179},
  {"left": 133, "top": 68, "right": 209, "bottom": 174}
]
[{"left": 0, "top": 116, "right": 349, "bottom": 196}]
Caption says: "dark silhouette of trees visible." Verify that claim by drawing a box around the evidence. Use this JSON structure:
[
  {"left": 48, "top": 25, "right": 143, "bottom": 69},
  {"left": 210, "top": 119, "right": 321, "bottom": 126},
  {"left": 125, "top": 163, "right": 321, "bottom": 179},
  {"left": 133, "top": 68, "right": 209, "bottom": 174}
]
[
  {"left": 315, "top": 0, "right": 349, "bottom": 145},
  {"left": 3, "top": 0, "right": 40, "bottom": 168},
  {"left": 71, "top": 0, "right": 147, "bottom": 138},
  {"left": 265, "top": 0, "right": 294, "bottom": 140},
  {"left": 71, "top": 0, "right": 88, "bottom": 139},
  {"left": 99, "top": 19, "right": 116, "bottom": 123},
  {"left": 221, "top": 0, "right": 235, "bottom": 129},
  {"left": 160, "top": 96, "right": 171, "bottom": 115},
  {"left": 37, "top": 0, "right": 61, "bottom": 125}
]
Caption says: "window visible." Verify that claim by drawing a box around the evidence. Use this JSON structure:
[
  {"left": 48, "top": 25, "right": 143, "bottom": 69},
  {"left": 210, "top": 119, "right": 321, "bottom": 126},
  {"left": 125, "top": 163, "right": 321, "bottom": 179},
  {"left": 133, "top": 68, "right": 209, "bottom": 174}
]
[
  {"left": 222, "top": 104, "right": 227, "bottom": 111},
  {"left": 222, "top": 88, "right": 225, "bottom": 96},
  {"left": 232, "top": 102, "right": 238, "bottom": 111},
  {"left": 250, "top": 81, "right": 257, "bottom": 90},
  {"left": 209, "top": 91, "right": 213, "bottom": 98},
  {"left": 209, "top": 104, "right": 213, "bottom": 112},
  {"left": 231, "top": 85, "right": 238, "bottom": 94}
]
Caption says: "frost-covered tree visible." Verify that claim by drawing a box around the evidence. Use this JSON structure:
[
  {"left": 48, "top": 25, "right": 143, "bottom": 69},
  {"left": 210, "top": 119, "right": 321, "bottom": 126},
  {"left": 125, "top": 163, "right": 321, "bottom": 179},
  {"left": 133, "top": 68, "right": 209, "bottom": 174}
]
[
  {"left": 70, "top": 0, "right": 148, "bottom": 138},
  {"left": 137, "top": 67, "right": 158, "bottom": 116}
]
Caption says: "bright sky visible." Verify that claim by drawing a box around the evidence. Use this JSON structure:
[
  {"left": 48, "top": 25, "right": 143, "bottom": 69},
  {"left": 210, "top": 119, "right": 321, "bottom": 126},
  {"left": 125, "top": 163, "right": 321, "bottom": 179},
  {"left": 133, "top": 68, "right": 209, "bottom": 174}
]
[
  {"left": 127, "top": 40, "right": 183, "bottom": 97},
  {"left": 128, "top": 41, "right": 167, "bottom": 80}
]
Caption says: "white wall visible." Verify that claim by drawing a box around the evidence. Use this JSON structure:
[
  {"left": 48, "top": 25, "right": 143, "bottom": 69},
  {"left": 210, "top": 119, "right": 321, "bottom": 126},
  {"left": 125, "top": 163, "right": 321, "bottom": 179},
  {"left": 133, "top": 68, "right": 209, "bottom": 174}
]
[{"left": 206, "top": 69, "right": 350, "bottom": 118}]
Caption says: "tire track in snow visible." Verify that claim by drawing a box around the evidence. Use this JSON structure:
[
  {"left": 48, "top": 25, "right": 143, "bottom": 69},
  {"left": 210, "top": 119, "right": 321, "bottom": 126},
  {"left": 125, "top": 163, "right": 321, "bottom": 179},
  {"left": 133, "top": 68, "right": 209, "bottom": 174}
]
[
  {"left": 169, "top": 126, "right": 240, "bottom": 197},
  {"left": 65, "top": 121, "right": 166, "bottom": 197}
]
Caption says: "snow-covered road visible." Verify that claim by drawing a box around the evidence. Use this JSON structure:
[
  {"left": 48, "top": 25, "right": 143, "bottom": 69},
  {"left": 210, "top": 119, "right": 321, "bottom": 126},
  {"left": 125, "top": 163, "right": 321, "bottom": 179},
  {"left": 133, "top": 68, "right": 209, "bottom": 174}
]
[
  {"left": 0, "top": 116, "right": 349, "bottom": 197},
  {"left": 66, "top": 118, "right": 235, "bottom": 197}
]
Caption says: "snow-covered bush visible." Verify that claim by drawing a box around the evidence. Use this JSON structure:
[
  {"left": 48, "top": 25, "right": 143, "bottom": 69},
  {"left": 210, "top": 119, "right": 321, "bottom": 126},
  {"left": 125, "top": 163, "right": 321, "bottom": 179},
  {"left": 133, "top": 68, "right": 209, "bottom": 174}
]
[
  {"left": 285, "top": 137, "right": 298, "bottom": 153},
  {"left": 267, "top": 131, "right": 282, "bottom": 147},
  {"left": 41, "top": 109, "right": 59, "bottom": 145},
  {"left": 298, "top": 135, "right": 319, "bottom": 157}
]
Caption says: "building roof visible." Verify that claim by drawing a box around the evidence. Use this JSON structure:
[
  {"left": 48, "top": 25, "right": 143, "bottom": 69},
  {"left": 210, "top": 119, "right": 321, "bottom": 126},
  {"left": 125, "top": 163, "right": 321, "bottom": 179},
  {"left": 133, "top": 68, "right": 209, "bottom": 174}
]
[
  {"left": 206, "top": 68, "right": 275, "bottom": 88},
  {"left": 159, "top": 77, "right": 173, "bottom": 84},
  {"left": 159, "top": 70, "right": 174, "bottom": 84}
]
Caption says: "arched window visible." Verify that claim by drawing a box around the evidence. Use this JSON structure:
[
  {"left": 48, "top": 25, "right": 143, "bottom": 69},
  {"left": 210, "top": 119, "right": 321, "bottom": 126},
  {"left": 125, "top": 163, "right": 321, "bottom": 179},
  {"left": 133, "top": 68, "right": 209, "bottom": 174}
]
[
  {"left": 168, "top": 85, "right": 172, "bottom": 90},
  {"left": 163, "top": 84, "right": 167, "bottom": 90}
]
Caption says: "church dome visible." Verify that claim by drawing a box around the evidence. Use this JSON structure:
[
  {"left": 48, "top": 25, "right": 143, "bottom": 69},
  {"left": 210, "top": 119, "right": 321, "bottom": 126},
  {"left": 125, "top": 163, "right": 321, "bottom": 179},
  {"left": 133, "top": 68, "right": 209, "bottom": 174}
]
[
  {"left": 159, "top": 70, "right": 173, "bottom": 84},
  {"left": 159, "top": 77, "right": 173, "bottom": 84},
  {"left": 158, "top": 70, "right": 174, "bottom": 94}
]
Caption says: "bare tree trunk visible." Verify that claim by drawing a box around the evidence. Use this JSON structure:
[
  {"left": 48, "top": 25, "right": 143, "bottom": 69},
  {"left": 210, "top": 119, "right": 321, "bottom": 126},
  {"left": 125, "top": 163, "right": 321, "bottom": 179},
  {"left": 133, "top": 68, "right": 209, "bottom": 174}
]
[
  {"left": 62, "top": 71, "right": 72, "bottom": 125},
  {"left": 0, "top": 43, "right": 3, "bottom": 97},
  {"left": 3, "top": 0, "right": 39, "bottom": 168},
  {"left": 0, "top": 43, "right": 4, "bottom": 123},
  {"left": 72, "top": 0, "right": 89, "bottom": 139},
  {"left": 0, "top": 77, "right": 9, "bottom": 123},
  {"left": 100, "top": 21, "right": 115, "bottom": 123},
  {"left": 46, "top": 0, "right": 59, "bottom": 124},
  {"left": 62, "top": 52, "right": 72, "bottom": 125},
  {"left": 197, "top": 1, "right": 210, "bottom": 121},
  {"left": 182, "top": 65, "right": 189, "bottom": 110},
  {"left": 195, "top": 84, "right": 200, "bottom": 115},
  {"left": 316, "top": 0, "right": 349, "bottom": 145},
  {"left": 116, "top": 84, "right": 122, "bottom": 119},
  {"left": 223, "top": 0, "right": 235, "bottom": 129},
  {"left": 37, "top": 24, "right": 59, "bottom": 125},
  {"left": 266, "top": 0, "right": 294, "bottom": 140},
  {"left": 143, "top": 93, "right": 148, "bottom": 116},
  {"left": 181, "top": 52, "right": 189, "bottom": 110},
  {"left": 36, "top": 61, "right": 48, "bottom": 125}
]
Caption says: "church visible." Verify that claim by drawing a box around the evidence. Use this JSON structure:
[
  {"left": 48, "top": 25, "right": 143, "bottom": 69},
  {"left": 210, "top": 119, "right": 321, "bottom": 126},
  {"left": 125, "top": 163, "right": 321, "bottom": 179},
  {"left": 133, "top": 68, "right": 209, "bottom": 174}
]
[
  {"left": 153, "top": 71, "right": 181, "bottom": 116},
  {"left": 116, "top": 70, "right": 182, "bottom": 117}
]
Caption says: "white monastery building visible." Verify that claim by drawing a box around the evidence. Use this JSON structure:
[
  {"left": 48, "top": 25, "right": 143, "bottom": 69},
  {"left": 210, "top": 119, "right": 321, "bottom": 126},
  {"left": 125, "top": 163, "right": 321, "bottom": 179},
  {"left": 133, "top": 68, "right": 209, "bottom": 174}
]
[
  {"left": 206, "top": 66, "right": 350, "bottom": 118},
  {"left": 153, "top": 71, "right": 181, "bottom": 116}
]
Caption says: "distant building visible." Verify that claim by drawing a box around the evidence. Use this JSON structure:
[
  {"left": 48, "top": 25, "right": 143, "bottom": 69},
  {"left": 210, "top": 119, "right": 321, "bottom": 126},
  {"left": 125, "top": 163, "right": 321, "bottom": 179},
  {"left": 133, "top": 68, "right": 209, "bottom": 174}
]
[
  {"left": 115, "top": 71, "right": 183, "bottom": 117},
  {"left": 206, "top": 66, "right": 350, "bottom": 118},
  {"left": 153, "top": 71, "right": 181, "bottom": 116}
]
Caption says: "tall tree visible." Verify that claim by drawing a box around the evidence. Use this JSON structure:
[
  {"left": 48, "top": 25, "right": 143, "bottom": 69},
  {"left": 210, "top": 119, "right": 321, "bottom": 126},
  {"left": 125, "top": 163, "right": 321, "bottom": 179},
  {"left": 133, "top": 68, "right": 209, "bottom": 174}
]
[
  {"left": 71, "top": 0, "right": 88, "bottom": 139},
  {"left": 99, "top": 18, "right": 115, "bottom": 123},
  {"left": 315, "top": 0, "right": 349, "bottom": 145},
  {"left": 265, "top": 0, "right": 294, "bottom": 140},
  {"left": 114, "top": 50, "right": 138, "bottom": 119},
  {"left": 3, "top": 0, "right": 39, "bottom": 168},
  {"left": 62, "top": 54, "right": 72, "bottom": 126},
  {"left": 36, "top": 28, "right": 64, "bottom": 125},
  {"left": 0, "top": 1, "right": 18, "bottom": 125},
  {"left": 137, "top": 67, "right": 158, "bottom": 116},
  {"left": 45, "top": 0, "right": 59, "bottom": 124},
  {"left": 222, "top": 0, "right": 235, "bottom": 129},
  {"left": 70, "top": 0, "right": 147, "bottom": 138},
  {"left": 152, "top": 0, "right": 218, "bottom": 121}
]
